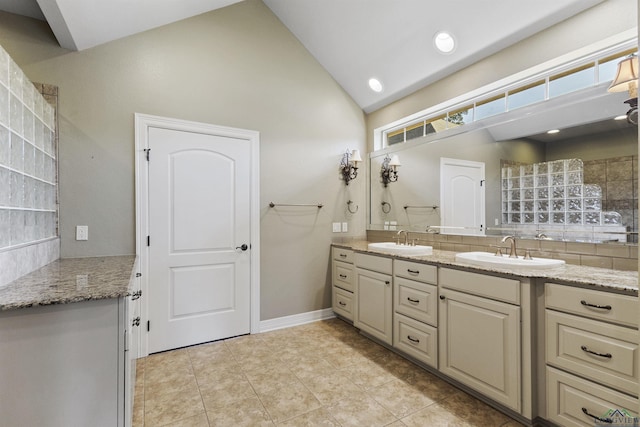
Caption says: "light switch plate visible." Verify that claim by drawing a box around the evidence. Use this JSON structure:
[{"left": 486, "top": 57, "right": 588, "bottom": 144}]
[
  {"left": 332, "top": 222, "right": 341, "bottom": 233},
  {"left": 341, "top": 222, "right": 348, "bottom": 232},
  {"left": 76, "top": 225, "right": 88, "bottom": 240}
]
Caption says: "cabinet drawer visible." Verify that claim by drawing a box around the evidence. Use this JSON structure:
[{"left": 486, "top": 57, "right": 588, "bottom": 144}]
[
  {"left": 394, "top": 260, "right": 437, "bottom": 284},
  {"left": 545, "top": 283, "right": 638, "bottom": 328},
  {"left": 394, "top": 313, "right": 437, "bottom": 368},
  {"left": 439, "top": 268, "right": 520, "bottom": 304},
  {"left": 546, "top": 310, "right": 639, "bottom": 396},
  {"left": 333, "top": 247, "right": 354, "bottom": 263},
  {"left": 394, "top": 277, "right": 438, "bottom": 326},
  {"left": 333, "top": 286, "right": 353, "bottom": 321},
  {"left": 333, "top": 260, "right": 354, "bottom": 292},
  {"left": 355, "top": 252, "right": 392, "bottom": 274},
  {"left": 547, "top": 366, "right": 638, "bottom": 427}
]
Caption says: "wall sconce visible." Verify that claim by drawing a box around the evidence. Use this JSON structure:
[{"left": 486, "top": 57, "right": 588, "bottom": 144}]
[
  {"left": 381, "top": 154, "right": 401, "bottom": 187},
  {"left": 608, "top": 53, "right": 638, "bottom": 125},
  {"left": 340, "top": 149, "right": 362, "bottom": 185}
]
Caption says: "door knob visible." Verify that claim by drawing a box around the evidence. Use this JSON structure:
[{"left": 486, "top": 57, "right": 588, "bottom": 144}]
[{"left": 236, "top": 244, "right": 249, "bottom": 251}]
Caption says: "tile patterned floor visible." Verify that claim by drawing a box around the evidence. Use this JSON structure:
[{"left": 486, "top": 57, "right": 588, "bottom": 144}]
[{"left": 133, "top": 318, "right": 525, "bottom": 426}]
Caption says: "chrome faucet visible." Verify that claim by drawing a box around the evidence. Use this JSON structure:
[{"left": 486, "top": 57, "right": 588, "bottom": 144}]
[
  {"left": 501, "top": 235, "right": 518, "bottom": 258},
  {"left": 396, "top": 229, "right": 409, "bottom": 245}
]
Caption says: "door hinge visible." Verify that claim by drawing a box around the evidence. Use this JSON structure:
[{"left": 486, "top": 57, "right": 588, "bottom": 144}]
[
  {"left": 147, "top": 236, "right": 150, "bottom": 246},
  {"left": 144, "top": 148, "right": 151, "bottom": 161},
  {"left": 147, "top": 320, "right": 150, "bottom": 332}
]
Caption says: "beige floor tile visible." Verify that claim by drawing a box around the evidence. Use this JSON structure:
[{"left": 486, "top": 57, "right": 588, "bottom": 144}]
[
  {"left": 206, "top": 395, "right": 273, "bottom": 427},
  {"left": 145, "top": 372, "right": 199, "bottom": 401},
  {"left": 244, "top": 363, "right": 301, "bottom": 394},
  {"left": 144, "top": 387, "right": 206, "bottom": 426},
  {"left": 300, "top": 370, "right": 365, "bottom": 405},
  {"left": 257, "top": 380, "right": 322, "bottom": 423},
  {"left": 158, "top": 412, "right": 210, "bottom": 427},
  {"left": 276, "top": 407, "right": 340, "bottom": 426},
  {"left": 325, "top": 393, "right": 398, "bottom": 427},
  {"left": 200, "top": 378, "right": 258, "bottom": 411},
  {"left": 188, "top": 341, "right": 234, "bottom": 366},
  {"left": 368, "top": 377, "right": 436, "bottom": 418},
  {"left": 135, "top": 319, "right": 524, "bottom": 427},
  {"left": 400, "top": 403, "right": 470, "bottom": 427},
  {"left": 439, "top": 389, "right": 512, "bottom": 426},
  {"left": 404, "top": 369, "right": 458, "bottom": 402},
  {"left": 342, "top": 358, "right": 398, "bottom": 390},
  {"left": 146, "top": 348, "right": 191, "bottom": 371},
  {"left": 287, "top": 355, "right": 336, "bottom": 381}
]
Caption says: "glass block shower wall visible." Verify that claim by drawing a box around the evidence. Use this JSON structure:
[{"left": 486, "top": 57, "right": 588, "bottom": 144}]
[
  {"left": 501, "top": 159, "right": 628, "bottom": 242},
  {"left": 0, "top": 45, "right": 59, "bottom": 287}
]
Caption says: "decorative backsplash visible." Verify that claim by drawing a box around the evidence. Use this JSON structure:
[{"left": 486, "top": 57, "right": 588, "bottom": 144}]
[
  {"left": 0, "top": 44, "right": 59, "bottom": 286},
  {"left": 501, "top": 158, "right": 634, "bottom": 242}
]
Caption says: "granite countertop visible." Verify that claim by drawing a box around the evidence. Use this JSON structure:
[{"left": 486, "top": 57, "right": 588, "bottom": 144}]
[
  {"left": 334, "top": 241, "right": 638, "bottom": 294},
  {"left": 0, "top": 255, "right": 138, "bottom": 311}
]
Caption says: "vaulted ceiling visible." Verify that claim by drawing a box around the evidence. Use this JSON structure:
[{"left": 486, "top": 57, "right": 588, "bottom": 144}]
[{"left": 0, "top": 0, "right": 605, "bottom": 112}]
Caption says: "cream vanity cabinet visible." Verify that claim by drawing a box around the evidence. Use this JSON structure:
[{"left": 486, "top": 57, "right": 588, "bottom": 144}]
[
  {"left": 545, "top": 283, "right": 639, "bottom": 427},
  {"left": 332, "top": 247, "right": 355, "bottom": 320},
  {"left": 393, "top": 259, "right": 438, "bottom": 368},
  {"left": 354, "top": 252, "right": 393, "bottom": 345},
  {"left": 438, "top": 267, "right": 532, "bottom": 415}
]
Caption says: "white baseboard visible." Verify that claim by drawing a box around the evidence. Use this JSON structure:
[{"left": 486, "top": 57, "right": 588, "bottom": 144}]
[{"left": 259, "top": 308, "right": 335, "bottom": 333}]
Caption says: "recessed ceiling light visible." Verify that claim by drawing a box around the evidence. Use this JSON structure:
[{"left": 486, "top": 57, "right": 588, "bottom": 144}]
[
  {"left": 434, "top": 31, "right": 456, "bottom": 54},
  {"left": 614, "top": 115, "right": 628, "bottom": 121},
  {"left": 547, "top": 129, "right": 560, "bottom": 134},
  {"left": 368, "top": 78, "right": 383, "bottom": 93}
]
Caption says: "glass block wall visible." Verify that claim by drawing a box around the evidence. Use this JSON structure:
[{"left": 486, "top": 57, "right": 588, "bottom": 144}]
[
  {"left": 502, "top": 159, "right": 627, "bottom": 241},
  {"left": 0, "top": 45, "right": 59, "bottom": 287}
]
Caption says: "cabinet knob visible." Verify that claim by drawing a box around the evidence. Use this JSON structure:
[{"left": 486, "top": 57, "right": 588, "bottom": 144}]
[
  {"left": 439, "top": 295, "right": 445, "bottom": 300},
  {"left": 385, "top": 281, "right": 390, "bottom": 285}
]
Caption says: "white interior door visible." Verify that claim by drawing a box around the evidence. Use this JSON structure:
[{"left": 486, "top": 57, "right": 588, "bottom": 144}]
[
  {"left": 147, "top": 126, "right": 252, "bottom": 353},
  {"left": 440, "top": 158, "right": 485, "bottom": 236}
]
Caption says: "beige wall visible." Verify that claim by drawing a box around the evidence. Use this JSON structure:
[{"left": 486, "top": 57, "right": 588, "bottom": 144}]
[{"left": 0, "top": 0, "right": 367, "bottom": 320}]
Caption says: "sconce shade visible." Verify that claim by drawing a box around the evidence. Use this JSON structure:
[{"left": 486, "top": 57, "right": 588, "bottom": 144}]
[
  {"left": 389, "top": 155, "right": 401, "bottom": 167},
  {"left": 351, "top": 149, "right": 362, "bottom": 163},
  {"left": 608, "top": 54, "right": 638, "bottom": 95}
]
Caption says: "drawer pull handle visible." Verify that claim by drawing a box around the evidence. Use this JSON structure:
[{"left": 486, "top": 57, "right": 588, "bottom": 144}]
[
  {"left": 582, "top": 408, "right": 612, "bottom": 424},
  {"left": 407, "top": 269, "right": 420, "bottom": 274},
  {"left": 339, "top": 274, "right": 347, "bottom": 279},
  {"left": 580, "top": 300, "right": 612, "bottom": 310},
  {"left": 407, "top": 297, "right": 420, "bottom": 304},
  {"left": 339, "top": 301, "right": 346, "bottom": 306},
  {"left": 339, "top": 254, "right": 347, "bottom": 258},
  {"left": 581, "top": 345, "right": 612, "bottom": 359},
  {"left": 407, "top": 335, "right": 420, "bottom": 344}
]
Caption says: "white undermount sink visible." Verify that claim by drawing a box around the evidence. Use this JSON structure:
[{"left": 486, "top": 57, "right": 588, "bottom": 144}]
[
  {"left": 455, "top": 251, "right": 565, "bottom": 270},
  {"left": 367, "top": 242, "right": 433, "bottom": 256}
]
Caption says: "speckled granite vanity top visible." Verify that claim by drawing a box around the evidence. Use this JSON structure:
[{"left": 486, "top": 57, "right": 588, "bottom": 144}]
[
  {"left": 0, "top": 256, "right": 137, "bottom": 311},
  {"left": 334, "top": 241, "right": 638, "bottom": 294}
]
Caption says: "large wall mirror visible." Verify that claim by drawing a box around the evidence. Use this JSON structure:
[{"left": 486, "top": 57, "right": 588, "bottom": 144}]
[{"left": 369, "top": 68, "right": 638, "bottom": 245}]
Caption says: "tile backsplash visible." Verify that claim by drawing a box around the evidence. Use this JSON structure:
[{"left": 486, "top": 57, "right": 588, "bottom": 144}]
[{"left": 0, "top": 44, "right": 59, "bottom": 287}]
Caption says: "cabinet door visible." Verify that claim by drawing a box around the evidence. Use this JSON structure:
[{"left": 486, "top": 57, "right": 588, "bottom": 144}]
[
  {"left": 355, "top": 268, "right": 393, "bottom": 345},
  {"left": 439, "top": 289, "right": 521, "bottom": 412}
]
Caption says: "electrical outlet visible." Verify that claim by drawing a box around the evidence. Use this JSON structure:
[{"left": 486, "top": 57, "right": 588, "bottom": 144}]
[
  {"left": 76, "top": 225, "right": 88, "bottom": 241},
  {"left": 341, "top": 222, "right": 348, "bottom": 232},
  {"left": 494, "top": 218, "right": 499, "bottom": 226},
  {"left": 332, "top": 222, "right": 341, "bottom": 233}
]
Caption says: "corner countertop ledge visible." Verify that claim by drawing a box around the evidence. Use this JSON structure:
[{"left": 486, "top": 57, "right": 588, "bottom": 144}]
[{"left": 0, "top": 255, "right": 137, "bottom": 311}]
